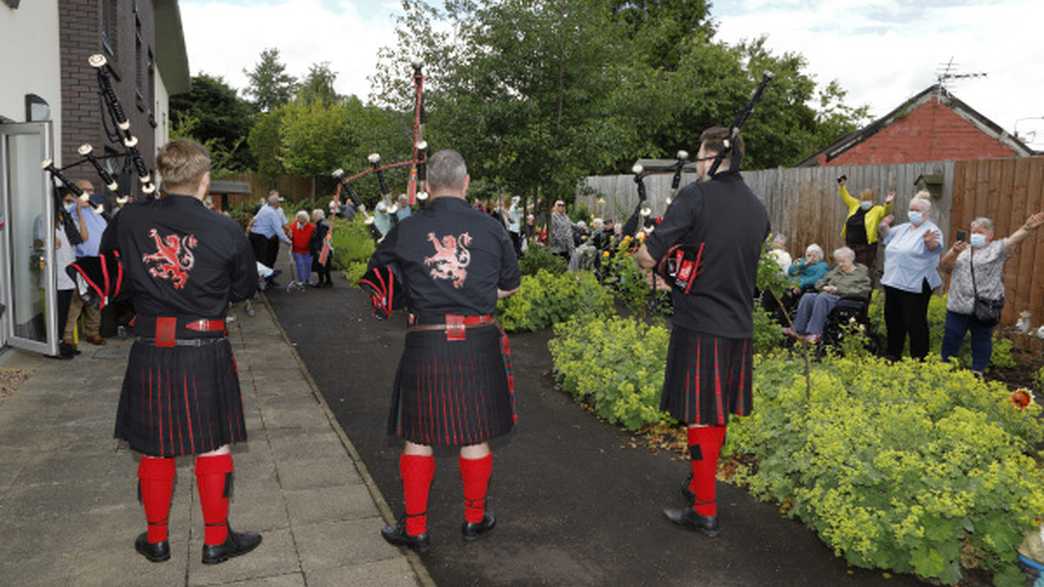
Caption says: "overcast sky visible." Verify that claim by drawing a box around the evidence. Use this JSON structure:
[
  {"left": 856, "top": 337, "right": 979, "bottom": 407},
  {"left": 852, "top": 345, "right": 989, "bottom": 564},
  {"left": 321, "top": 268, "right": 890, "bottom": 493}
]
[{"left": 180, "top": 0, "right": 1044, "bottom": 149}]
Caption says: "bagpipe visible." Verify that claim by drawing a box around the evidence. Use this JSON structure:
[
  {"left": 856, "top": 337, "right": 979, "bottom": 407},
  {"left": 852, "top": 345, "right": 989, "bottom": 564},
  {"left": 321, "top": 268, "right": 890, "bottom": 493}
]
[
  {"left": 42, "top": 54, "right": 155, "bottom": 217},
  {"left": 331, "top": 61, "right": 430, "bottom": 237},
  {"left": 629, "top": 72, "right": 775, "bottom": 304}
]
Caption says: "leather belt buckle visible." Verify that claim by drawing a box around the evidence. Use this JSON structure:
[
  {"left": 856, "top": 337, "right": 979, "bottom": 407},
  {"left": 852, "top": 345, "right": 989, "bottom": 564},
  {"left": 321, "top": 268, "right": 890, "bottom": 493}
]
[
  {"left": 445, "top": 314, "right": 466, "bottom": 342},
  {"left": 155, "top": 316, "right": 177, "bottom": 348}
]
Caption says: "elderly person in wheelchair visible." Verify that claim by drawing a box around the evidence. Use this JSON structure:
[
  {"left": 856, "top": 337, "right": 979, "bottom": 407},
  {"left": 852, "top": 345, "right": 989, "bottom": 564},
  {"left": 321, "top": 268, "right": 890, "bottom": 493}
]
[{"left": 784, "top": 246, "right": 871, "bottom": 344}]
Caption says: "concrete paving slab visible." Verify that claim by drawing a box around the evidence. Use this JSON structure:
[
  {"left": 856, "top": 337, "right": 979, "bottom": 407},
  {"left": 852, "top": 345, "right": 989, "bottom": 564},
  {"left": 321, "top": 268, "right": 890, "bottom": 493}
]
[
  {"left": 307, "top": 557, "right": 420, "bottom": 587},
  {"left": 293, "top": 518, "right": 400, "bottom": 573},
  {"left": 276, "top": 457, "right": 363, "bottom": 491},
  {"left": 284, "top": 484, "right": 378, "bottom": 525}
]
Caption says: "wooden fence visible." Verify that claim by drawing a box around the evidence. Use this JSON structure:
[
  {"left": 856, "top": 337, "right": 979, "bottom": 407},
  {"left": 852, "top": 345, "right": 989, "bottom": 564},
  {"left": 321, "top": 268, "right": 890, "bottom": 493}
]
[
  {"left": 579, "top": 157, "right": 1044, "bottom": 327},
  {"left": 219, "top": 172, "right": 318, "bottom": 209}
]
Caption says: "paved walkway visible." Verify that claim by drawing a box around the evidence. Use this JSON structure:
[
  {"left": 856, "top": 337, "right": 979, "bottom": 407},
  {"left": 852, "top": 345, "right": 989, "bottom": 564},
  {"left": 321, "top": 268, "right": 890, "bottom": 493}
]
[{"left": 0, "top": 300, "right": 431, "bottom": 587}]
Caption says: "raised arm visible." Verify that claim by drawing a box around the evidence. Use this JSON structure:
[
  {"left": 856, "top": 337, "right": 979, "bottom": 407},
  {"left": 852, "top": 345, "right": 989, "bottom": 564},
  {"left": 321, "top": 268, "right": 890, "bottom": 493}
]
[
  {"left": 1004, "top": 211, "right": 1044, "bottom": 250},
  {"left": 838, "top": 179, "right": 858, "bottom": 208}
]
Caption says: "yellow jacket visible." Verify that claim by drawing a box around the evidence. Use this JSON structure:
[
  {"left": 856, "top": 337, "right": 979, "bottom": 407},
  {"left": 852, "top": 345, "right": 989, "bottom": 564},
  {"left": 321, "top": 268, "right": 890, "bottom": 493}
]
[{"left": 839, "top": 185, "right": 892, "bottom": 245}]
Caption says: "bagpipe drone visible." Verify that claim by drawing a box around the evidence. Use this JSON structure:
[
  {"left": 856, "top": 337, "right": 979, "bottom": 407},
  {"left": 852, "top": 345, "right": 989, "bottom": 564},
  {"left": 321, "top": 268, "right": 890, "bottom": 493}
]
[
  {"left": 348, "top": 61, "right": 429, "bottom": 319},
  {"left": 331, "top": 61, "right": 430, "bottom": 236},
  {"left": 39, "top": 53, "right": 158, "bottom": 308},
  {"left": 630, "top": 72, "right": 775, "bottom": 304}
]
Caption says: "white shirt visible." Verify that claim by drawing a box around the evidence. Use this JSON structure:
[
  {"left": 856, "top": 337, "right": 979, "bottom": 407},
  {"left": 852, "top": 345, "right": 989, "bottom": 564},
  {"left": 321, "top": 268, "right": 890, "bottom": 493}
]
[
  {"left": 881, "top": 221, "right": 944, "bottom": 293},
  {"left": 55, "top": 226, "right": 75, "bottom": 291}
]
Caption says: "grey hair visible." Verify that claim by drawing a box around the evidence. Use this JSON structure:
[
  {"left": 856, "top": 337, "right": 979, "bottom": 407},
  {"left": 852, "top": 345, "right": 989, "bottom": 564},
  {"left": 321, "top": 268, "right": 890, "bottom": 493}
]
[
  {"left": 267, "top": 194, "right": 281, "bottom": 206},
  {"left": 805, "top": 243, "right": 824, "bottom": 260},
  {"left": 295, "top": 210, "right": 309, "bottom": 222},
  {"left": 833, "top": 246, "right": 856, "bottom": 263},
  {"left": 427, "top": 149, "right": 468, "bottom": 191},
  {"left": 311, "top": 209, "right": 325, "bottom": 222},
  {"left": 772, "top": 233, "right": 787, "bottom": 246},
  {"left": 971, "top": 217, "right": 994, "bottom": 232},
  {"left": 910, "top": 195, "right": 933, "bottom": 213}
]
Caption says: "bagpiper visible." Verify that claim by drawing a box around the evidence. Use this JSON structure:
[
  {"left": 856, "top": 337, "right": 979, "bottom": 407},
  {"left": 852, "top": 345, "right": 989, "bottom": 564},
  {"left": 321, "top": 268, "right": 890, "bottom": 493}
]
[
  {"left": 637, "top": 127, "right": 770, "bottom": 536},
  {"left": 360, "top": 149, "right": 521, "bottom": 551},
  {"left": 101, "top": 140, "right": 262, "bottom": 564}
]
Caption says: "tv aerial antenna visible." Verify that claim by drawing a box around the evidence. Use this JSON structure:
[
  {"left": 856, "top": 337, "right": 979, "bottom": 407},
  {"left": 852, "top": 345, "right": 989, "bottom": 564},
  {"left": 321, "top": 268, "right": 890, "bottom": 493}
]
[{"left": 935, "top": 57, "right": 987, "bottom": 94}]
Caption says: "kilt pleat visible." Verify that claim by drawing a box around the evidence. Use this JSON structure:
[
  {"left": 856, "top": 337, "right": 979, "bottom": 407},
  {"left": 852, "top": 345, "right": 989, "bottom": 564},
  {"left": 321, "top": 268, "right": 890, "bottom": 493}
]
[
  {"left": 389, "top": 325, "right": 514, "bottom": 447},
  {"left": 661, "top": 325, "right": 753, "bottom": 426},
  {"left": 115, "top": 339, "right": 247, "bottom": 457}
]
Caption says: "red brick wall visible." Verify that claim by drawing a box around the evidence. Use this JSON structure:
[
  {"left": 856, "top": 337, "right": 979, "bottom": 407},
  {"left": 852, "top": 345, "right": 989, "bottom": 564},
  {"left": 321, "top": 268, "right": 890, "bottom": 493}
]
[
  {"left": 58, "top": 0, "right": 156, "bottom": 196},
  {"left": 825, "top": 98, "right": 1019, "bottom": 166}
]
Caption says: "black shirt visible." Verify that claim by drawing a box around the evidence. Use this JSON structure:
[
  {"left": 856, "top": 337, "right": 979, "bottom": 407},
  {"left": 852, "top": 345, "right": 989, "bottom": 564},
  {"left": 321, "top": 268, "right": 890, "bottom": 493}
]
[
  {"left": 100, "top": 194, "right": 257, "bottom": 319},
  {"left": 645, "top": 172, "right": 770, "bottom": 338},
  {"left": 845, "top": 207, "right": 869, "bottom": 246},
  {"left": 369, "top": 196, "right": 521, "bottom": 319}
]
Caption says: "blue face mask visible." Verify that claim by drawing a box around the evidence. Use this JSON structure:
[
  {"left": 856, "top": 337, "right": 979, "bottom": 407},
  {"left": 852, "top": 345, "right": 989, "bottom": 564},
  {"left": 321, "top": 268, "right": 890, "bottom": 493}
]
[
  {"left": 970, "top": 233, "right": 988, "bottom": 248},
  {"left": 908, "top": 211, "right": 924, "bottom": 225},
  {"left": 860, "top": 201, "right": 872, "bottom": 211}
]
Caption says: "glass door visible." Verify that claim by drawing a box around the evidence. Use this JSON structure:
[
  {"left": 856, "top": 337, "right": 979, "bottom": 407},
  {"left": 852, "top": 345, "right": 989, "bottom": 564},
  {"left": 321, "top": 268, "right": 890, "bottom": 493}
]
[{"left": 0, "top": 122, "right": 57, "bottom": 356}]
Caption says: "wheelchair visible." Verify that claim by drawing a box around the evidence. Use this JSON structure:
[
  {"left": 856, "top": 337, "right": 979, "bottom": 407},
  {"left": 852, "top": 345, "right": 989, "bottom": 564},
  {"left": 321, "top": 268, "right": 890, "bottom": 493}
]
[{"left": 819, "top": 291, "right": 878, "bottom": 355}]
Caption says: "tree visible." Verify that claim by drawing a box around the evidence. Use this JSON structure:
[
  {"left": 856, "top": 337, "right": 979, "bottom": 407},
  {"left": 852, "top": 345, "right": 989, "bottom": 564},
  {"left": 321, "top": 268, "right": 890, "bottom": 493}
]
[
  {"left": 297, "top": 62, "right": 340, "bottom": 106},
  {"left": 170, "top": 74, "right": 255, "bottom": 170},
  {"left": 279, "top": 100, "right": 354, "bottom": 197},
  {"left": 243, "top": 48, "right": 298, "bottom": 112},
  {"left": 247, "top": 109, "right": 286, "bottom": 184}
]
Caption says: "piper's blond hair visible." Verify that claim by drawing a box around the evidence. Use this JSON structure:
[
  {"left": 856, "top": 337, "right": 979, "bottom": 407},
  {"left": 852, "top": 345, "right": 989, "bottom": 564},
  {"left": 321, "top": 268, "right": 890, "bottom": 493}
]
[{"left": 157, "top": 140, "right": 211, "bottom": 189}]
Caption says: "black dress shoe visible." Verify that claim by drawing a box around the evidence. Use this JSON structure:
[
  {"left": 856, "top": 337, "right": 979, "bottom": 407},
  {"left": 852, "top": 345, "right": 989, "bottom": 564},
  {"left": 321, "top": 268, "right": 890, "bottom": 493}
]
[
  {"left": 134, "top": 532, "right": 171, "bottom": 563},
  {"left": 462, "top": 512, "right": 496, "bottom": 542},
  {"left": 663, "top": 508, "right": 720, "bottom": 537},
  {"left": 201, "top": 527, "right": 262, "bottom": 565},
  {"left": 381, "top": 518, "right": 431, "bottom": 553}
]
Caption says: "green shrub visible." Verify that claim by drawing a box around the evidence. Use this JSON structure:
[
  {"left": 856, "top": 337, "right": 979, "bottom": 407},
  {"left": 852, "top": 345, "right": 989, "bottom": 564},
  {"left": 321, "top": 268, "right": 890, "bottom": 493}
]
[
  {"left": 518, "top": 246, "right": 567, "bottom": 276},
  {"left": 549, "top": 315, "right": 671, "bottom": 430},
  {"left": 330, "top": 218, "right": 375, "bottom": 270},
  {"left": 344, "top": 262, "right": 367, "bottom": 285},
  {"left": 753, "top": 304, "right": 785, "bottom": 355},
  {"left": 867, "top": 291, "right": 1015, "bottom": 370},
  {"left": 497, "top": 270, "right": 613, "bottom": 332},
  {"left": 725, "top": 354, "right": 1044, "bottom": 585}
]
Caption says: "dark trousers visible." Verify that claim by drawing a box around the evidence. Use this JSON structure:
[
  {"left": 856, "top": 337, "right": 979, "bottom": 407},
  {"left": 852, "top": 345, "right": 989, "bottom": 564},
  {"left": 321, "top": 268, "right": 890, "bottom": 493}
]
[
  {"left": 941, "top": 311, "right": 993, "bottom": 373},
  {"left": 849, "top": 242, "right": 878, "bottom": 272},
  {"left": 249, "top": 233, "right": 270, "bottom": 268},
  {"left": 57, "top": 289, "right": 73, "bottom": 343},
  {"left": 265, "top": 236, "right": 281, "bottom": 269},
  {"left": 509, "top": 231, "right": 522, "bottom": 257},
  {"left": 884, "top": 281, "right": 932, "bottom": 360},
  {"left": 314, "top": 257, "right": 332, "bottom": 284}
]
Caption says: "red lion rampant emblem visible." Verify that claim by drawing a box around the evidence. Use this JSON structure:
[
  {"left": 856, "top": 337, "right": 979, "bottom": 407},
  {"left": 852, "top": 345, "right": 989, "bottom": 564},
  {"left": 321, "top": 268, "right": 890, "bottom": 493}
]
[
  {"left": 424, "top": 232, "right": 472, "bottom": 288},
  {"left": 142, "top": 229, "right": 198, "bottom": 290}
]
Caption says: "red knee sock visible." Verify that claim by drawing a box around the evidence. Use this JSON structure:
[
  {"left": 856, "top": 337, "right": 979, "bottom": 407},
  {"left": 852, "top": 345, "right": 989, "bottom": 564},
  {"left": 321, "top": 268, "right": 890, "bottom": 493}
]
[
  {"left": 138, "top": 457, "right": 176, "bottom": 544},
  {"left": 687, "top": 426, "right": 726, "bottom": 517},
  {"left": 195, "top": 453, "right": 234, "bottom": 546},
  {"left": 401, "top": 454, "right": 436, "bottom": 536},
  {"left": 459, "top": 454, "right": 493, "bottom": 524}
]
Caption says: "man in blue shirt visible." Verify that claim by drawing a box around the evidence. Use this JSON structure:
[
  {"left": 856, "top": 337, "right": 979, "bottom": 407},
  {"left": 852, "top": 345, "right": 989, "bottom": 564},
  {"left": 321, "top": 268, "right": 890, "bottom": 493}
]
[
  {"left": 65, "top": 180, "right": 108, "bottom": 346},
  {"left": 249, "top": 194, "right": 291, "bottom": 284}
]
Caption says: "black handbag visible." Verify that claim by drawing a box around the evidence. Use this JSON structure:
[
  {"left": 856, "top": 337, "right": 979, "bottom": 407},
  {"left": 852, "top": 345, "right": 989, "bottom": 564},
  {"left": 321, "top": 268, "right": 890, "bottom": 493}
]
[{"left": 969, "top": 248, "right": 1003, "bottom": 326}]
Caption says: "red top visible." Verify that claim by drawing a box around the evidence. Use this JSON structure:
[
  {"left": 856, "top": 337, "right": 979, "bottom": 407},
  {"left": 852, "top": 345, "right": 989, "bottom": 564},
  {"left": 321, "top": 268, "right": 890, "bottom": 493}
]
[{"left": 290, "top": 222, "right": 315, "bottom": 253}]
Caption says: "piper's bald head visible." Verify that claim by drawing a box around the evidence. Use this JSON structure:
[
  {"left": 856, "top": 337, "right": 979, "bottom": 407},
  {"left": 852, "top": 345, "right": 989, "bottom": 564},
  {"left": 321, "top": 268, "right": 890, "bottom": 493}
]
[{"left": 425, "top": 149, "right": 469, "bottom": 198}]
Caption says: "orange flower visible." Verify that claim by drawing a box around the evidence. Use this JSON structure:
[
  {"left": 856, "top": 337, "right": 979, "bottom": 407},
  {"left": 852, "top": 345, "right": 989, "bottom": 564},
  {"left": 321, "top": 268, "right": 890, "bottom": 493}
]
[{"left": 1010, "top": 388, "right": 1034, "bottom": 410}]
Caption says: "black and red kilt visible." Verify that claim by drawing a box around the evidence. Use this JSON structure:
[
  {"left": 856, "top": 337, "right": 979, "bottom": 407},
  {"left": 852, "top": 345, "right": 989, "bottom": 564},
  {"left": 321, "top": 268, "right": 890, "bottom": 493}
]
[
  {"left": 661, "top": 325, "right": 753, "bottom": 426},
  {"left": 389, "top": 325, "right": 515, "bottom": 447},
  {"left": 114, "top": 339, "right": 247, "bottom": 457}
]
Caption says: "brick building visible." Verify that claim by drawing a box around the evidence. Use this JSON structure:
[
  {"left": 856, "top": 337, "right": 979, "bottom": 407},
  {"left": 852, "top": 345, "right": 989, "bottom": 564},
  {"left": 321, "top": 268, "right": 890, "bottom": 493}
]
[
  {"left": 0, "top": 1, "right": 188, "bottom": 355},
  {"left": 799, "top": 85, "right": 1036, "bottom": 167}
]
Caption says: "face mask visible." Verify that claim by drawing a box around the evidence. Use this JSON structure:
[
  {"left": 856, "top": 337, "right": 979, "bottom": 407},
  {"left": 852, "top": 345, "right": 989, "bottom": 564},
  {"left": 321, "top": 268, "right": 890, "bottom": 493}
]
[
  {"left": 64, "top": 202, "right": 75, "bottom": 213},
  {"left": 860, "top": 201, "right": 872, "bottom": 211},
  {"left": 970, "top": 233, "right": 987, "bottom": 248},
  {"left": 908, "top": 211, "right": 924, "bottom": 225}
]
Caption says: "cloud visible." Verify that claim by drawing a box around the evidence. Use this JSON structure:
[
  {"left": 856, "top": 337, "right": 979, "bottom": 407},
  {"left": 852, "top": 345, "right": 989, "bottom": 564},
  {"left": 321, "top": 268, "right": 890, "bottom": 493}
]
[
  {"left": 180, "top": 0, "right": 400, "bottom": 101},
  {"left": 714, "top": 0, "right": 1044, "bottom": 148}
]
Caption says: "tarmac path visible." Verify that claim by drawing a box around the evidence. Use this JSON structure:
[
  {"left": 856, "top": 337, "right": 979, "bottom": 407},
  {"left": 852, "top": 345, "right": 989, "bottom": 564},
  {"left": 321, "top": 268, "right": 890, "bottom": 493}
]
[{"left": 267, "top": 272, "right": 923, "bottom": 587}]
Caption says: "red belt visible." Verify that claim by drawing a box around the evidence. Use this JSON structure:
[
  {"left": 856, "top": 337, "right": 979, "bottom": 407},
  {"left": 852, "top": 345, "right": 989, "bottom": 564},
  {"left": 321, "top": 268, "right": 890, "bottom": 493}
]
[
  {"left": 407, "top": 314, "right": 496, "bottom": 341},
  {"left": 149, "top": 316, "right": 227, "bottom": 348},
  {"left": 184, "top": 319, "right": 226, "bottom": 332}
]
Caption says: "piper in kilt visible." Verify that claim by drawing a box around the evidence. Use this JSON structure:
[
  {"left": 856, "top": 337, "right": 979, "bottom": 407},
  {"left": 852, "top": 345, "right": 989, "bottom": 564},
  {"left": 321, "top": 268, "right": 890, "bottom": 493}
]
[
  {"left": 364, "top": 149, "right": 521, "bottom": 552},
  {"left": 637, "top": 128, "right": 770, "bottom": 536},
  {"left": 101, "top": 140, "right": 262, "bottom": 564}
]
